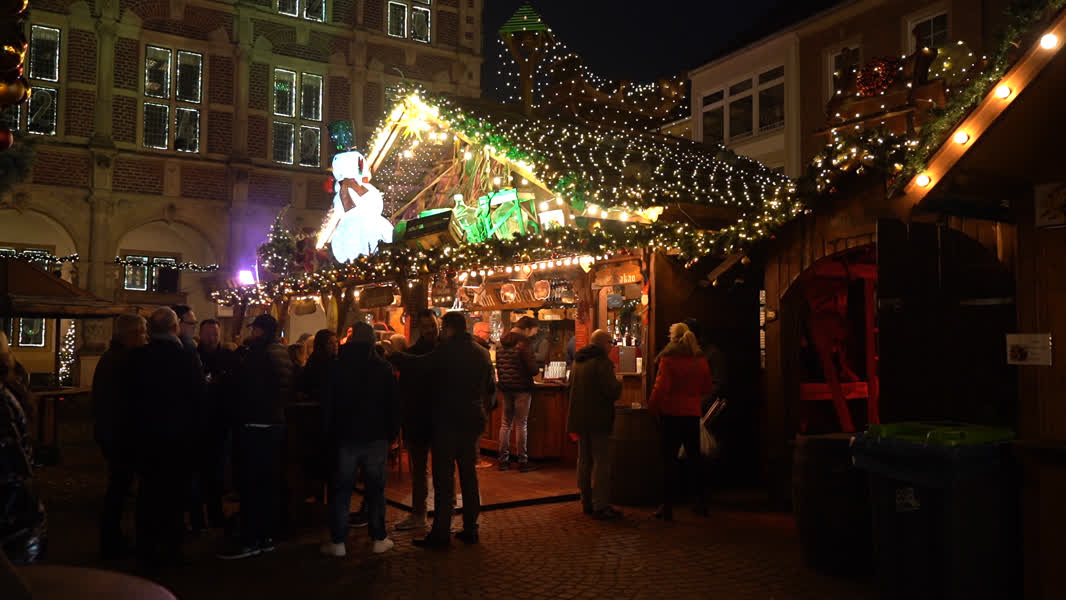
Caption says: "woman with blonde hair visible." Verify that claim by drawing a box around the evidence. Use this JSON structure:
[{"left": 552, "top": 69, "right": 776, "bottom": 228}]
[{"left": 648, "top": 322, "right": 714, "bottom": 521}]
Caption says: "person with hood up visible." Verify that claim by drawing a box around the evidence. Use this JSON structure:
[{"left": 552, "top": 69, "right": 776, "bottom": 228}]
[
  {"left": 566, "top": 329, "right": 623, "bottom": 520},
  {"left": 91, "top": 313, "right": 147, "bottom": 558},
  {"left": 124, "top": 308, "right": 206, "bottom": 567},
  {"left": 494, "top": 316, "right": 539, "bottom": 471},
  {"left": 218, "top": 313, "right": 293, "bottom": 560},
  {"left": 648, "top": 323, "right": 714, "bottom": 522},
  {"left": 319, "top": 323, "right": 399, "bottom": 556}
]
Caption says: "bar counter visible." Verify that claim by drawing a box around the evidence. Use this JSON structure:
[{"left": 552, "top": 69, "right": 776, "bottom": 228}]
[{"left": 481, "top": 380, "right": 576, "bottom": 463}]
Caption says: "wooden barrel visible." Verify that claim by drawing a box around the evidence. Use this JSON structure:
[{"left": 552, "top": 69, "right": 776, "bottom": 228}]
[
  {"left": 608, "top": 408, "right": 663, "bottom": 506},
  {"left": 792, "top": 433, "right": 872, "bottom": 577}
]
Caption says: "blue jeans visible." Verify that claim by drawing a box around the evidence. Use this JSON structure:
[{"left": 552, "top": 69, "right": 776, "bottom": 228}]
[
  {"left": 499, "top": 391, "right": 532, "bottom": 462},
  {"left": 329, "top": 439, "right": 388, "bottom": 543}
]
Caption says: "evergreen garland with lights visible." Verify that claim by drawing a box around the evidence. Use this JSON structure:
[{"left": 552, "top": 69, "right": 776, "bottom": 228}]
[
  {"left": 57, "top": 321, "right": 76, "bottom": 386},
  {"left": 2, "top": 250, "right": 78, "bottom": 266},
  {"left": 111, "top": 257, "right": 219, "bottom": 272}
]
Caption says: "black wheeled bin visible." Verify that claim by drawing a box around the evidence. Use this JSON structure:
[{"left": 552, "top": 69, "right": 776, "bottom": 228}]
[{"left": 852, "top": 422, "right": 1017, "bottom": 600}]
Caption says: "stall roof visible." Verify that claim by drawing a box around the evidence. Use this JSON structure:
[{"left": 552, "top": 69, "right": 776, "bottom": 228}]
[
  {"left": 0, "top": 259, "right": 139, "bottom": 319},
  {"left": 367, "top": 92, "right": 796, "bottom": 215}
]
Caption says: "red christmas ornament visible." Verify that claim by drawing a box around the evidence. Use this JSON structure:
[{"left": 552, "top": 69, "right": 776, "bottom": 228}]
[
  {"left": 0, "top": 126, "right": 13, "bottom": 151},
  {"left": 322, "top": 176, "right": 335, "bottom": 193}
]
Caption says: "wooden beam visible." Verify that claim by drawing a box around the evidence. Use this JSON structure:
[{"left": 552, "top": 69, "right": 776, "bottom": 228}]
[{"left": 703, "top": 253, "right": 744, "bottom": 284}]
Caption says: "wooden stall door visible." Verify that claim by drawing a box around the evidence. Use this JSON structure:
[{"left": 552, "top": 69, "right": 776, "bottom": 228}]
[{"left": 877, "top": 218, "right": 1016, "bottom": 425}]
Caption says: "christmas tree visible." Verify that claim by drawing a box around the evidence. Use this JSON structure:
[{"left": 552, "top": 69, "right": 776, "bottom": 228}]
[
  {"left": 257, "top": 211, "right": 299, "bottom": 277},
  {"left": 57, "top": 321, "right": 76, "bottom": 386}
]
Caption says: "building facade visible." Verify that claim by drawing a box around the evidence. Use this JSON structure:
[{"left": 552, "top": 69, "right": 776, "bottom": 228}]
[
  {"left": 0, "top": 0, "right": 483, "bottom": 379},
  {"left": 689, "top": 0, "right": 1010, "bottom": 177}
]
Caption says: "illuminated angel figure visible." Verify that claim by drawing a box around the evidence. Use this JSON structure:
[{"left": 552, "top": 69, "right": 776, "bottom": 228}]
[{"left": 317, "top": 149, "right": 394, "bottom": 263}]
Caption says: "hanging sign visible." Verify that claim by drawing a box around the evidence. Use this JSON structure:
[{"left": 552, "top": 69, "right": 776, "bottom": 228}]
[
  {"left": 1006, "top": 333, "right": 1053, "bottom": 366},
  {"left": 359, "top": 286, "right": 398, "bottom": 309}
]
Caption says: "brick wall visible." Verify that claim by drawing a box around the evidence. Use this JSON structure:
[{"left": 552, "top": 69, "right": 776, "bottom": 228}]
[
  {"left": 333, "top": 0, "right": 355, "bottom": 26},
  {"left": 181, "top": 164, "right": 229, "bottom": 201},
  {"left": 328, "top": 76, "right": 350, "bottom": 122},
  {"left": 209, "top": 55, "right": 234, "bottom": 105},
  {"left": 114, "top": 38, "right": 139, "bottom": 91},
  {"left": 440, "top": 0, "right": 458, "bottom": 7},
  {"left": 367, "top": 44, "right": 404, "bottom": 73},
  {"left": 64, "top": 89, "right": 95, "bottom": 137},
  {"left": 410, "top": 54, "right": 454, "bottom": 80},
  {"left": 364, "top": 0, "right": 383, "bottom": 30},
  {"left": 248, "top": 115, "right": 268, "bottom": 158},
  {"left": 112, "top": 157, "right": 165, "bottom": 195},
  {"left": 307, "top": 182, "right": 332, "bottom": 210},
  {"left": 67, "top": 30, "right": 97, "bottom": 85},
  {"left": 249, "top": 63, "right": 269, "bottom": 111},
  {"left": 312, "top": 31, "right": 349, "bottom": 61},
  {"left": 32, "top": 150, "right": 91, "bottom": 187},
  {"left": 248, "top": 172, "right": 292, "bottom": 205},
  {"left": 438, "top": 10, "right": 459, "bottom": 46},
  {"left": 276, "top": 44, "right": 327, "bottom": 62},
  {"left": 208, "top": 111, "right": 232, "bottom": 155},
  {"left": 113, "top": 96, "right": 137, "bottom": 143},
  {"left": 363, "top": 81, "right": 380, "bottom": 126}
]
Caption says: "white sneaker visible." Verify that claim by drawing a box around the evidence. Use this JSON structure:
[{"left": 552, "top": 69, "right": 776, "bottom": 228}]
[
  {"left": 395, "top": 515, "right": 427, "bottom": 531},
  {"left": 319, "top": 542, "right": 346, "bottom": 557},
  {"left": 371, "top": 538, "right": 395, "bottom": 554}
]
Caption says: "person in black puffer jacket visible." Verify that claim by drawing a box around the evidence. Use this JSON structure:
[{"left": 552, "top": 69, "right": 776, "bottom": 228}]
[
  {"left": 218, "top": 313, "right": 293, "bottom": 560},
  {"left": 494, "top": 316, "right": 539, "bottom": 470}
]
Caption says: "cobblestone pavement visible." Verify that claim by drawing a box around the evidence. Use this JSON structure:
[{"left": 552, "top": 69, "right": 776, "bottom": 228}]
[{"left": 35, "top": 445, "right": 873, "bottom": 600}]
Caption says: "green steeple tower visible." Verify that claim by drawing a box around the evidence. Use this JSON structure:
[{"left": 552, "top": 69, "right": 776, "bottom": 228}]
[{"left": 498, "top": 3, "right": 549, "bottom": 35}]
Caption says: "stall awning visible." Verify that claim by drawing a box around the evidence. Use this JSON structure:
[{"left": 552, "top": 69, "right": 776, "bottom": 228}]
[{"left": 0, "top": 259, "right": 139, "bottom": 319}]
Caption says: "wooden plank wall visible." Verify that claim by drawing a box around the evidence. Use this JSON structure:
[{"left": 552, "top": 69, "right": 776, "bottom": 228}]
[{"left": 760, "top": 177, "right": 1016, "bottom": 508}]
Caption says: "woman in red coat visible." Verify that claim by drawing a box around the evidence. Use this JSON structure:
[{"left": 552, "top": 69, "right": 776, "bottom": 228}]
[{"left": 648, "top": 323, "right": 714, "bottom": 521}]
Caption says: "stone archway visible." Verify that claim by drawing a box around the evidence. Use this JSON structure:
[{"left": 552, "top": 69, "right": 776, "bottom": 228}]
[{"left": 0, "top": 208, "right": 80, "bottom": 281}]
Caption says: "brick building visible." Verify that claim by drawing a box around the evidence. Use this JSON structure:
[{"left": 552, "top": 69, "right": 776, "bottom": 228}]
[{"left": 0, "top": 0, "right": 483, "bottom": 379}]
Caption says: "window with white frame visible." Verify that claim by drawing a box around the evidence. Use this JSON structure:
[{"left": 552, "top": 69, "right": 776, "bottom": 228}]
[
  {"left": 827, "top": 46, "right": 862, "bottom": 101},
  {"left": 121, "top": 253, "right": 180, "bottom": 293},
  {"left": 388, "top": 0, "right": 432, "bottom": 43},
  {"left": 909, "top": 11, "right": 948, "bottom": 51},
  {"left": 701, "top": 65, "right": 785, "bottom": 147},
  {"left": 278, "top": 0, "right": 325, "bottom": 22},
  {"left": 0, "top": 244, "right": 53, "bottom": 348},
  {"left": 143, "top": 45, "right": 203, "bottom": 152},
  {"left": 1, "top": 25, "right": 61, "bottom": 136},
  {"left": 272, "top": 68, "right": 323, "bottom": 167}
]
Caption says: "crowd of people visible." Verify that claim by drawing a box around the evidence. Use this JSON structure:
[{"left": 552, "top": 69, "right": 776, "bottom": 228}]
[{"left": 1, "top": 300, "right": 721, "bottom": 570}]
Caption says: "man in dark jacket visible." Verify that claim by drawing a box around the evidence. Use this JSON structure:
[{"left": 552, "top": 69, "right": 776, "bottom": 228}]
[
  {"left": 567, "top": 329, "right": 623, "bottom": 520},
  {"left": 91, "top": 313, "right": 147, "bottom": 558},
  {"left": 218, "top": 313, "right": 293, "bottom": 560},
  {"left": 190, "top": 319, "right": 235, "bottom": 532},
  {"left": 172, "top": 305, "right": 202, "bottom": 367},
  {"left": 124, "top": 308, "right": 206, "bottom": 567},
  {"left": 495, "top": 316, "right": 539, "bottom": 471},
  {"left": 392, "top": 309, "right": 438, "bottom": 532},
  {"left": 401, "top": 312, "right": 495, "bottom": 548},
  {"left": 319, "top": 323, "right": 399, "bottom": 557}
]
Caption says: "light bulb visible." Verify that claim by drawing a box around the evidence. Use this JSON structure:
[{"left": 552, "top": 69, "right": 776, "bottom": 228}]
[
  {"left": 953, "top": 131, "right": 970, "bottom": 145},
  {"left": 1041, "top": 33, "right": 1059, "bottom": 49},
  {"left": 915, "top": 173, "right": 932, "bottom": 187}
]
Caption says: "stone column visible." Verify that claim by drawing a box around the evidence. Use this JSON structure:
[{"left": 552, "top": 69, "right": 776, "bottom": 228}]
[
  {"left": 232, "top": 20, "right": 253, "bottom": 160},
  {"left": 90, "top": 19, "right": 118, "bottom": 147}
]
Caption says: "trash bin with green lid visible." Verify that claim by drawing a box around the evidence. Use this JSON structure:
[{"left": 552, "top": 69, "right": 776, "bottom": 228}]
[{"left": 852, "top": 422, "right": 1019, "bottom": 600}]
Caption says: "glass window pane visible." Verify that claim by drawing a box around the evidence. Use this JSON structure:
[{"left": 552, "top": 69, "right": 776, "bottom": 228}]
[
  {"left": 300, "top": 73, "right": 322, "bottom": 121},
  {"left": 175, "top": 108, "right": 199, "bottom": 153},
  {"left": 931, "top": 13, "right": 948, "bottom": 47},
  {"left": 27, "top": 87, "right": 57, "bottom": 135},
  {"left": 151, "top": 257, "right": 178, "bottom": 293},
  {"left": 29, "top": 26, "right": 60, "bottom": 82},
  {"left": 143, "top": 102, "right": 169, "bottom": 149},
  {"left": 0, "top": 104, "right": 19, "bottom": 131},
  {"left": 702, "top": 90, "right": 723, "bottom": 107},
  {"left": 388, "top": 2, "right": 407, "bottom": 38},
  {"left": 729, "top": 79, "right": 752, "bottom": 95},
  {"left": 702, "top": 106, "right": 723, "bottom": 146},
  {"left": 273, "top": 121, "right": 295, "bottom": 164},
  {"left": 759, "top": 83, "right": 785, "bottom": 132},
  {"left": 18, "top": 318, "right": 46, "bottom": 347},
  {"left": 145, "top": 46, "right": 171, "bottom": 99},
  {"left": 278, "top": 0, "right": 298, "bottom": 16},
  {"left": 412, "top": 6, "right": 431, "bottom": 43},
  {"left": 759, "top": 65, "right": 785, "bottom": 84},
  {"left": 729, "top": 95, "right": 753, "bottom": 140},
  {"left": 299, "top": 125, "right": 321, "bottom": 167},
  {"left": 274, "top": 69, "right": 296, "bottom": 117},
  {"left": 176, "top": 51, "right": 202, "bottom": 103},
  {"left": 123, "top": 256, "right": 148, "bottom": 291},
  {"left": 304, "top": 0, "right": 325, "bottom": 21}
]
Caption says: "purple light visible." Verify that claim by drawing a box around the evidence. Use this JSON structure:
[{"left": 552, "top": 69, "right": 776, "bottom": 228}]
[{"left": 238, "top": 270, "right": 256, "bottom": 285}]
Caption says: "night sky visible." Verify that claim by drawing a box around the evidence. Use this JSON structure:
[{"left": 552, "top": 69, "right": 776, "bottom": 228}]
[{"left": 482, "top": 0, "right": 842, "bottom": 94}]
